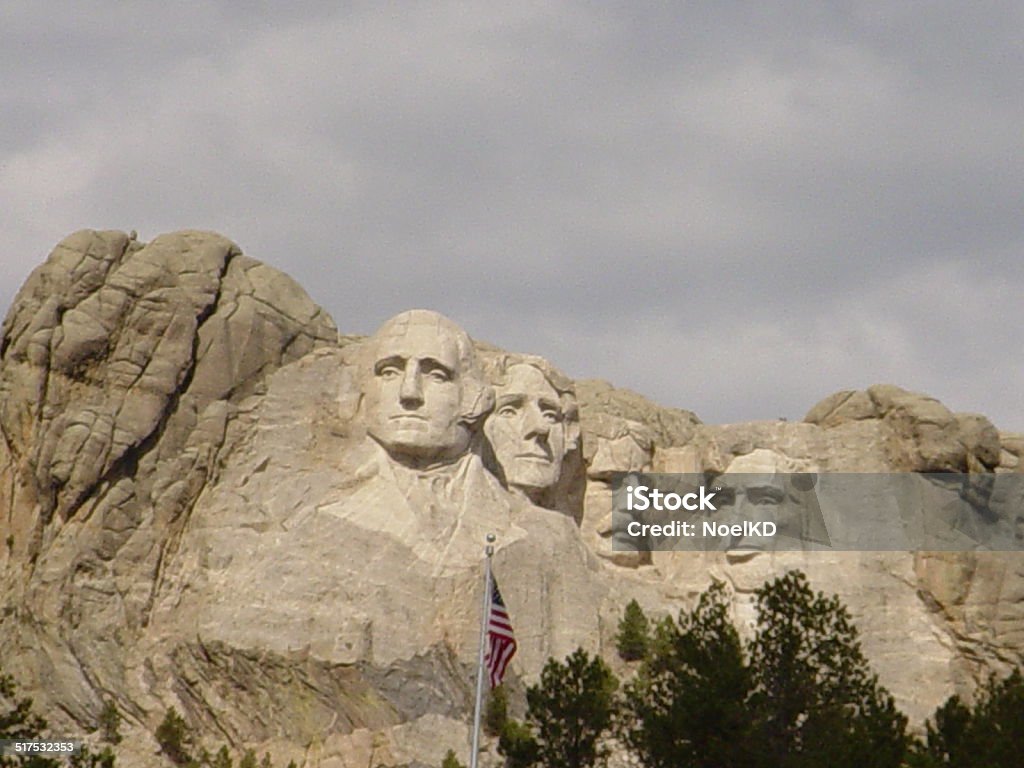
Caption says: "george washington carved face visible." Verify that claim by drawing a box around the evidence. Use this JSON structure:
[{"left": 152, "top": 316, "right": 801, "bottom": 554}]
[{"left": 361, "top": 310, "right": 491, "bottom": 466}]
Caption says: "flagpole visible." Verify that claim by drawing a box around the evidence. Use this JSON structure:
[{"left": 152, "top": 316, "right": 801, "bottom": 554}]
[{"left": 470, "top": 533, "right": 495, "bottom": 768}]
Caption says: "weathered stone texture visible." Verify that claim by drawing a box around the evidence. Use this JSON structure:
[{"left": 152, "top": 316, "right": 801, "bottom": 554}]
[{"left": 1, "top": 230, "right": 1022, "bottom": 767}]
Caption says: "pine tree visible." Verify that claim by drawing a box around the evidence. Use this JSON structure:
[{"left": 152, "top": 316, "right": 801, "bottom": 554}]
[
  {"left": 750, "top": 571, "right": 907, "bottom": 768},
  {"left": 914, "top": 667, "right": 1024, "bottom": 768},
  {"left": 621, "top": 579, "right": 755, "bottom": 768},
  {"left": 98, "top": 701, "right": 122, "bottom": 745},
  {"left": 621, "top": 572, "right": 908, "bottom": 768},
  {"left": 497, "top": 719, "right": 539, "bottom": 768},
  {"left": 70, "top": 747, "right": 116, "bottom": 768},
  {"left": 524, "top": 648, "right": 618, "bottom": 768},
  {"left": 616, "top": 599, "right": 650, "bottom": 662},
  {"left": 441, "top": 748, "right": 465, "bottom": 768},
  {"left": 155, "top": 708, "right": 193, "bottom": 766},
  {"left": 0, "top": 667, "right": 62, "bottom": 768},
  {"left": 484, "top": 685, "right": 509, "bottom": 737},
  {"left": 211, "top": 745, "right": 233, "bottom": 768}
]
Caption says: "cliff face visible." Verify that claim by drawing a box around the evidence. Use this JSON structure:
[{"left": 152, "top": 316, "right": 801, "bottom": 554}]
[{"left": 1, "top": 230, "right": 1021, "bottom": 767}]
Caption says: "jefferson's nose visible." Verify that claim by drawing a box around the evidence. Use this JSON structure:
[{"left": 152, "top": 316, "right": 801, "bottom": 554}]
[{"left": 522, "top": 404, "right": 551, "bottom": 439}]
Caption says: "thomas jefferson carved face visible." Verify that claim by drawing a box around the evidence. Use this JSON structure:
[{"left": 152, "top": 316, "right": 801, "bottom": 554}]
[
  {"left": 484, "top": 363, "right": 571, "bottom": 502},
  {"left": 361, "top": 311, "right": 490, "bottom": 466}
]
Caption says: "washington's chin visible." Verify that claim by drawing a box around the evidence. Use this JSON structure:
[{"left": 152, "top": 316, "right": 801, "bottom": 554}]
[{"left": 368, "top": 427, "right": 471, "bottom": 462}]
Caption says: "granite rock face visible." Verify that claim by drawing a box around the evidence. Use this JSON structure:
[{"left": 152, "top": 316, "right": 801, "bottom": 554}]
[{"left": 1, "top": 230, "right": 1022, "bottom": 767}]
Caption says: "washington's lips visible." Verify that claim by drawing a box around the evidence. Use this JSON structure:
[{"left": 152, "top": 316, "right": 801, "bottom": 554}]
[
  {"left": 515, "top": 452, "right": 552, "bottom": 461},
  {"left": 389, "top": 414, "right": 427, "bottom": 421}
]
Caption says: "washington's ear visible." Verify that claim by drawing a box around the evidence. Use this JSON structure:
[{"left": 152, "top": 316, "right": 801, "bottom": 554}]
[
  {"left": 565, "top": 418, "right": 582, "bottom": 453},
  {"left": 460, "top": 381, "right": 495, "bottom": 428},
  {"left": 335, "top": 350, "right": 364, "bottom": 425}
]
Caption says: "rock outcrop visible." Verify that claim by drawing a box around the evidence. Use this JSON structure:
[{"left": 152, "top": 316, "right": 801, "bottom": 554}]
[{"left": 1, "top": 230, "right": 1022, "bottom": 767}]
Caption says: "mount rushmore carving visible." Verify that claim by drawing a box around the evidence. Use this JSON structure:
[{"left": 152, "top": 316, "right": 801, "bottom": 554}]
[{"left": 1, "top": 229, "right": 1022, "bottom": 767}]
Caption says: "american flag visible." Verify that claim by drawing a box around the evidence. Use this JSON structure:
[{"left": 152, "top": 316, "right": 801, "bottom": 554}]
[{"left": 485, "top": 577, "right": 517, "bottom": 688}]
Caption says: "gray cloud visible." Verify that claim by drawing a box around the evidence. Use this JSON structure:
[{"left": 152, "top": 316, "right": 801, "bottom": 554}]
[{"left": 2, "top": 1, "right": 1022, "bottom": 430}]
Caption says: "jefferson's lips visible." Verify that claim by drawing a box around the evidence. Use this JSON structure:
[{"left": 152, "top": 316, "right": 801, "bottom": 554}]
[
  {"left": 515, "top": 452, "right": 551, "bottom": 460},
  {"left": 389, "top": 414, "right": 427, "bottom": 422}
]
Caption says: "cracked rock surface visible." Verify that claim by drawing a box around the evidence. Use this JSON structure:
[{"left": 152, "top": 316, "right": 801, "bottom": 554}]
[{"left": 1, "top": 229, "right": 1023, "bottom": 767}]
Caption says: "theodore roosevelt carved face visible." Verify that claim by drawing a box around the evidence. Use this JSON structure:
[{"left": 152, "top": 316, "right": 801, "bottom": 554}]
[{"left": 361, "top": 310, "right": 491, "bottom": 467}]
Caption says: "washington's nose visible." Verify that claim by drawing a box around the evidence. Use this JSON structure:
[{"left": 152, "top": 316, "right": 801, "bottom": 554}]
[{"left": 399, "top": 366, "right": 424, "bottom": 406}]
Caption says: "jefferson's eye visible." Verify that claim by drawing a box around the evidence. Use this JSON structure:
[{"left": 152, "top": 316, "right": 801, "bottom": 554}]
[
  {"left": 497, "top": 405, "right": 519, "bottom": 417},
  {"left": 541, "top": 409, "right": 562, "bottom": 423}
]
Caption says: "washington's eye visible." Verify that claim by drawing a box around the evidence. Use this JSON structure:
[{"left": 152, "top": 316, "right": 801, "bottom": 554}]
[
  {"left": 375, "top": 357, "right": 406, "bottom": 379},
  {"left": 420, "top": 359, "right": 454, "bottom": 383},
  {"left": 497, "top": 405, "right": 519, "bottom": 417}
]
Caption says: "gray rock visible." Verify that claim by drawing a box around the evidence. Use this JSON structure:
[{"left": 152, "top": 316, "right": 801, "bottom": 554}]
[{"left": 2, "top": 229, "right": 1023, "bottom": 767}]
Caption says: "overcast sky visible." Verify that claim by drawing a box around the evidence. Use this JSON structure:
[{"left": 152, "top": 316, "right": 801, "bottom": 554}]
[{"left": 2, "top": 2, "right": 1022, "bottom": 431}]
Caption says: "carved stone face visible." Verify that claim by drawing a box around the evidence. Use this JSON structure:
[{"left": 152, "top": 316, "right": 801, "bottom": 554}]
[
  {"left": 484, "top": 363, "right": 568, "bottom": 500},
  {"left": 362, "top": 312, "right": 473, "bottom": 464},
  {"left": 718, "top": 449, "right": 791, "bottom": 556}
]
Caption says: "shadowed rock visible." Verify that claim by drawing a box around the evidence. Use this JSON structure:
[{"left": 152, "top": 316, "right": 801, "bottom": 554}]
[{"left": 1, "top": 229, "right": 1023, "bottom": 767}]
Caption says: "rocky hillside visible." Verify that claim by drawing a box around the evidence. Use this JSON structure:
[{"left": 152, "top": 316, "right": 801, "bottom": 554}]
[{"left": 1, "top": 230, "right": 1022, "bottom": 767}]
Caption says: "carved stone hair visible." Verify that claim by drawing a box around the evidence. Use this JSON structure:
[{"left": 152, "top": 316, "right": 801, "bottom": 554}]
[{"left": 482, "top": 352, "right": 580, "bottom": 451}]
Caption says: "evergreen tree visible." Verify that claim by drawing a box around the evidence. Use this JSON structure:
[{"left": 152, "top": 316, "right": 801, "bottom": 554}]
[
  {"left": 97, "top": 701, "right": 122, "bottom": 745},
  {"left": 0, "top": 668, "right": 62, "bottom": 768},
  {"left": 211, "top": 745, "right": 233, "bottom": 768},
  {"left": 484, "top": 685, "right": 509, "bottom": 737},
  {"left": 749, "top": 571, "right": 907, "bottom": 768},
  {"left": 0, "top": 670, "right": 49, "bottom": 743},
  {"left": 525, "top": 648, "right": 618, "bottom": 768},
  {"left": 621, "top": 572, "right": 908, "bottom": 768},
  {"left": 497, "top": 719, "right": 539, "bottom": 768},
  {"left": 155, "top": 708, "right": 193, "bottom": 766},
  {"left": 70, "top": 747, "right": 116, "bottom": 768},
  {"left": 616, "top": 600, "right": 650, "bottom": 662},
  {"left": 621, "top": 580, "right": 755, "bottom": 768},
  {"left": 441, "top": 748, "right": 465, "bottom": 768},
  {"left": 239, "top": 748, "right": 258, "bottom": 768},
  {"left": 914, "top": 667, "right": 1024, "bottom": 767}
]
